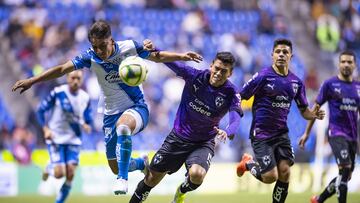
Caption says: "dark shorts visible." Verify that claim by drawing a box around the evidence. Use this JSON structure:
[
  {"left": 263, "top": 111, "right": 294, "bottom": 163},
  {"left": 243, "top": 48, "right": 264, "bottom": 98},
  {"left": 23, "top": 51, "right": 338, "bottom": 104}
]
[
  {"left": 251, "top": 133, "right": 295, "bottom": 173},
  {"left": 328, "top": 136, "right": 357, "bottom": 171},
  {"left": 149, "top": 130, "right": 215, "bottom": 174}
]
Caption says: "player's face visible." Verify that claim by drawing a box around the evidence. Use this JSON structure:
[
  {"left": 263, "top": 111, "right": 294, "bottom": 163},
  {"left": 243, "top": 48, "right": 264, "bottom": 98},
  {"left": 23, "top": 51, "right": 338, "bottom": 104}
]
[
  {"left": 339, "top": 54, "right": 356, "bottom": 78},
  {"left": 272, "top": 45, "right": 292, "bottom": 69},
  {"left": 209, "top": 59, "right": 232, "bottom": 87},
  {"left": 67, "top": 70, "right": 83, "bottom": 92},
  {"left": 90, "top": 37, "right": 114, "bottom": 60}
]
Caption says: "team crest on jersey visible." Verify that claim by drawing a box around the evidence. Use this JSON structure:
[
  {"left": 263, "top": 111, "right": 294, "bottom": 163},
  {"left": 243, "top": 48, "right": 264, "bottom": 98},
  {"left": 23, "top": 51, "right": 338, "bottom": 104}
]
[
  {"left": 262, "top": 155, "right": 271, "bottom": 166},
  {"left": 292, "top": 83, "right": 299, "bottom": 94},
  {"left": 215, "top": 96, "right": 225, "bottom": 107},
  {"left": 340, "top": 149, "right": 348, "bottom": 159}
]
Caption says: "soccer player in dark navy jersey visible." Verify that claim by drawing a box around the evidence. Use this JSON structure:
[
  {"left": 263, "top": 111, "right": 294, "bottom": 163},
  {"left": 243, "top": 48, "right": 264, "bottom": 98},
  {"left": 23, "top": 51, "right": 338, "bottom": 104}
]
[
  {"left": 299, "top": 51, "right": 359, "bottom": 203},
  {"left": 129, "top": 52, "right": 243, "bottom": 203},
  {"left": 236, "top": 39, "right": 325, "bottom": 203}
]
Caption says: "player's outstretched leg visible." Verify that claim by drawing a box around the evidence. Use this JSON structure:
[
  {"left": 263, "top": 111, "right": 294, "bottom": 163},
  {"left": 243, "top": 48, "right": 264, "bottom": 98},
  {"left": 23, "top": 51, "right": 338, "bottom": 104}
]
[
  {"left": 336, "top": 168, "right": 350, "bottom": 203},
  {"left": 311, "top": 177, "right": 337, "bottom": 203},
  {"left": 172, "top": 174, "right": 201, "bottom": 203},
  {"left": 42, "top": 162, "right": 54, "bottom": 181},
  {"left": 56, "top": 181, "right": 72, "bottom": 203},
  {"left": 236, "top": 153, "right": 263, "bottom": 181},
  {"left": 129, "top": 179, "right": 153, "bottom": 203},
  {"left": 128, "top": 155, "right": 149, "bottom": 174},
  {"left": 114, "top": 125, "right": 132, "bottom": 195}
]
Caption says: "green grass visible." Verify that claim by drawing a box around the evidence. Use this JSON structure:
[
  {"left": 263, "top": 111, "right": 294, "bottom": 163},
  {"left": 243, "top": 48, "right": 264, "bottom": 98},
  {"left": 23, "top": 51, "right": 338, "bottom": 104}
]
[{"left": 1, "top": 193, "right": 360, "bottom": 203}]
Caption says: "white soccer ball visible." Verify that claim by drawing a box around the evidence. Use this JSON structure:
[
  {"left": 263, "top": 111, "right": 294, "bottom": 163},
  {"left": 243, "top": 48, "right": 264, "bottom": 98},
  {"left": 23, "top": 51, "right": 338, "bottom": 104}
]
[{"left": 119, "top": 56, "right": 148, "bottom": 86}]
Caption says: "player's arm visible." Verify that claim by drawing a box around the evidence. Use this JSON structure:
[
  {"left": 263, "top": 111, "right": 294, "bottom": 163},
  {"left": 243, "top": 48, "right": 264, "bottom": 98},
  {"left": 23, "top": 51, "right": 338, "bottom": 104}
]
[
  {"left": 147, "top": 51, "right": 202, "bottom": 63},
  {"left": 298, "top": 104, "right": 321, "bottom": 149},
  {"left": 36, "top": 90, "right": 57, "bottom": 140},
  {"left": 82, "top": 100, "right": 93, "bottom": 134},
  {"left": 12, "top": 61, "right": 75, "bottom": 94},
  {"left": 240, "top": 72, "right": 264, "bottom": 100}
]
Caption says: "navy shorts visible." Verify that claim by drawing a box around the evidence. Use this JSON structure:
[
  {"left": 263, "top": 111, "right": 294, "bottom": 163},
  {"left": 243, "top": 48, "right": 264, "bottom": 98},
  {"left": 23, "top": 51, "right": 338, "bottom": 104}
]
[
  {"left": 251, "top": 133, "right": 295, "bottom": 173},
  {"left": 328, "top": 136, "right": 357, "bottom": 171},
  {"left": 150, "top": 130, "right": 215, "bottom": 174}
]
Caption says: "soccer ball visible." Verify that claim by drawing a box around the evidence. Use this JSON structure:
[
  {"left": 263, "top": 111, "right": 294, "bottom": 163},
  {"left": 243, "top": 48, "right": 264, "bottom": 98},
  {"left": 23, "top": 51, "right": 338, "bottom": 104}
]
[{"left": 119, "top": 56, "right": 148, "bottom": 86}]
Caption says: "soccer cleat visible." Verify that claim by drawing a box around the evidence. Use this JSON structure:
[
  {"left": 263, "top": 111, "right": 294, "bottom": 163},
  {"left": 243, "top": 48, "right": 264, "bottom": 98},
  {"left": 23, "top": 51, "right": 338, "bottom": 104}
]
[
  {"left": 42, "top": 170, "right": 49, "bottom": 181},
  {"left": 141, "top": 154, "right": 149, "bottom": 175},
  {"left": 310, "top": 195, "right": 319, "bottom": 203},
  {"left": 236, "top": 153, "right": 253, "bottom": 177},
  {"left": 113, "top": 178, "right": 128, "bottom": 195},
  {"left": 171, "top": 185, "right": 186, "bottom": 203}
]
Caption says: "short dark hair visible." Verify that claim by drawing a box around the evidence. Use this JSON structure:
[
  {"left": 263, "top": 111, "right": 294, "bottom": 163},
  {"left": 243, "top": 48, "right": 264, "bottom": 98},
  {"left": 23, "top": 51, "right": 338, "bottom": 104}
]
[
  {"left": 88, "top": 20, "right": 112, "bottom": 42},
  {"left": 273, "top": 38, "right": 293, "bottom": 52},
  {"left": 214, "top": 52, "right": 235, "bottom": 67},
  {"left": 340, "top": 50, "right": 357, "bottom": 63}
]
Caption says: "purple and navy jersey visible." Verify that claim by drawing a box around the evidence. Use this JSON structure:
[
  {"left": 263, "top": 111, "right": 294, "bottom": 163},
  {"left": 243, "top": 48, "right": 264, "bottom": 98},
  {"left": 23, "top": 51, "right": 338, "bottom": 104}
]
[
  {"left": 241, "top": 66, "right": 308, "bottom": 140},
  {"left": 164, "top": 62, "right": 243, "bottom": 142},
  {"left": 316, "top": 76, "right": 360, "bottom": 141},
  {"left": 71, "top": 40, "right": 150, "bottom": 115}
]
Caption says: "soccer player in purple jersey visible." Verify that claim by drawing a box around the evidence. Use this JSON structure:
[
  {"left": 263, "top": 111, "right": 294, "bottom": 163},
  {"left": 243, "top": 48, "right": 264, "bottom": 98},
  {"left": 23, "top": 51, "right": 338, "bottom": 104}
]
[
  {"left": 129, "top": 52, "right": 243, "bottom": 203},
  {"left": 299, "top": 51, "right": 359, "bottom": 203},
  {"left": 11, "top": 20, "right": 202, "bottom": 195},
  {"left": 236, "top": 39, "right": 325, "bottom": 203}
]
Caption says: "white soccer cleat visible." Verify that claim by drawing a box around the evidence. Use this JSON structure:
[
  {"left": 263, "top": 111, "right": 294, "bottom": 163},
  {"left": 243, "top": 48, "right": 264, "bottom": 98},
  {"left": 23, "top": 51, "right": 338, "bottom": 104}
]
[{"left": 113, "top": 178, "right": 128, "bottom": 195}]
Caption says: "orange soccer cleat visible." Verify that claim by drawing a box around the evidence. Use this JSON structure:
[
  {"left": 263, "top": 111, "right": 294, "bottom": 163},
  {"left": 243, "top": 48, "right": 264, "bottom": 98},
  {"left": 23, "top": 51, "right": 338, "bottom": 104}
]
[
  {"left": 310, "top": 195, "right": 319, "bottom": 203},
  {"left": 236, "top": 153, "right": 253, "bottom": 177}
]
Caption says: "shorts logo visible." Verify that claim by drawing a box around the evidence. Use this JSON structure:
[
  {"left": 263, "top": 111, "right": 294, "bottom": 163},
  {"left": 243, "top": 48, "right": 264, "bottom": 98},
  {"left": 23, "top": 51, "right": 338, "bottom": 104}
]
[
  {"left": 153, "top": 154, "right": 163, "bottom": 165},
  {"left": 215, "top": 96, "right": 224, "bottom": 107},
  {"left": 340, "top": 149, "right": 348, "bottom": 159},
  {"left": 262, "top": 155, "right": 271, "bottom": 166},
  {"left": 104, "top": 127, "right": 112, "bottom": 139}
]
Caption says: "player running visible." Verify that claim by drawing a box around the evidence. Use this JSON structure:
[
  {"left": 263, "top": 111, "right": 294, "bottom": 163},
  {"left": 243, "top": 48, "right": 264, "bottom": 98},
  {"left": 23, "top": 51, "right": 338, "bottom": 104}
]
[
  {"left": 129, "top": 51, "right": 243, "bottom": 203},
  {"left": 299, "top": 51, "right": 359, "bottom": 203},
  {"left": 236, "top": 39, "right": 325, "bottom": 203},
  {"left": 12, "top": 20, "right": 200, "bottom": 195},
  {"left": 37, "top": 70, "right": 92, "bottom": 203}
]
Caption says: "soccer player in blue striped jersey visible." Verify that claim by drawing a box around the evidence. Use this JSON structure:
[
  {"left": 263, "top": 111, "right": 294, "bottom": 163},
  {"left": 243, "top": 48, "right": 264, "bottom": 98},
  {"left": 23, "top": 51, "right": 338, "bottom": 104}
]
[
  {"left": 37, "top": 70, "right": 92, "bottom": 203},
  {"left": 236, "top": 39, "right": 325, "bottom": 203},
  {"left": 12, "top": 20, "right": 201, "bottom": 195},
  {"left": 129, "top": 52, "right": 243, "bottom": 203},
  {"left": 299, "top": 51, "right": 359, "bottom": 203}
]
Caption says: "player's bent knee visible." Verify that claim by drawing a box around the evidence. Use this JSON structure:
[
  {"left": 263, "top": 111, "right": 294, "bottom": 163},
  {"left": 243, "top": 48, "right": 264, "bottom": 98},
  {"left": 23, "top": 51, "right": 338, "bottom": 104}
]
[
  {"left": 145, "top": 170, "right": 165, "bottom": 187},
  {"left": 116, "top": 124, "right": 131, "bottom": 136},
  {"left": 189, "top": 165, "right": 206, "bottom": 183},
  {"left": 262, "top": 170, "right": 278, "bottom": 183}
]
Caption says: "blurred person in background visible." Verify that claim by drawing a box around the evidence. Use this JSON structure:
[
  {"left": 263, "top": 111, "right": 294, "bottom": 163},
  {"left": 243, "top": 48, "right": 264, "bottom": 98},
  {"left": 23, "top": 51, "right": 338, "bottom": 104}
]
[
  {"left": 299, "top": 51, "right": 359, "bottom": 203},
  {"left": 236, "top": 38, "right": 325, "bottom": 203},
  {"left": 36, "top": 70, "right": 92, "bottom": 203},
  {"left": 130, "top": 52, "right": 243, "bottom": 203},
  {"left": 11, "top": 20, "right": 202, "bottom": 195}
]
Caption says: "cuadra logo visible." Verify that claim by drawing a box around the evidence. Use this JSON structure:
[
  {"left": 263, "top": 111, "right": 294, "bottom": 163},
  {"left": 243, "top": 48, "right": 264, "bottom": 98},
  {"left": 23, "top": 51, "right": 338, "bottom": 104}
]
[{"left": 105, "top": 70, "right": 122, "bottom": 83}]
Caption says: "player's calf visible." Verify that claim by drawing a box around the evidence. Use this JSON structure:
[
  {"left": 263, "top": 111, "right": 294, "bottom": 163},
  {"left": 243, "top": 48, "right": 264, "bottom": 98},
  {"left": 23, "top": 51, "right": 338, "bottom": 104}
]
[{"left": 129, "top": 179, "right": 153, "bottom": 203}]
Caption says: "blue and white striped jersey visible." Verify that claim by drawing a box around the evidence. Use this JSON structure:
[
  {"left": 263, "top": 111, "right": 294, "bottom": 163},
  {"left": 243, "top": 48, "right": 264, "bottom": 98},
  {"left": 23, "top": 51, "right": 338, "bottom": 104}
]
[
  {"left": 37, "top": 84, "right": 92, "bottom": 145},
  {"left": 71, "top": 40, "right": 150, "bottom": 115}
]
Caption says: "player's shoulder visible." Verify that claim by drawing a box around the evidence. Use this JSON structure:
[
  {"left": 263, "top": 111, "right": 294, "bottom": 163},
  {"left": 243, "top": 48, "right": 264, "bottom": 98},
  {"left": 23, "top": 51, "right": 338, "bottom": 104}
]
[
  {"left": 78, "top": 89, "right": 91, "bottom": 101},
  {"left": 53, "top": 84, "right": 67, "bottom": 93},
  {"left": 323, "top": 76, "right": 339, "bottom": 86}
]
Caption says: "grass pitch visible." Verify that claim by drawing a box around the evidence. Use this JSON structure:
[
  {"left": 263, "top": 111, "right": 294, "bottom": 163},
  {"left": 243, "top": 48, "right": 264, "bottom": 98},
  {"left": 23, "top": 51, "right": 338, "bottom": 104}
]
[{"left": 1, "top": 193, "right": 360, "bottom": 203}]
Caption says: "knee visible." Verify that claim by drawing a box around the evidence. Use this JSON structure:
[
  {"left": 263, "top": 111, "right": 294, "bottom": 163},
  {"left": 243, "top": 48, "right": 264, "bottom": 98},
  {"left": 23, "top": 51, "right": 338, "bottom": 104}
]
[
  {"left": 189, "top": 166, "right": 206, "bottom": 184},
  {"left": 144, "top": 171, "right": 164, "bottom": 187},
  {"left": 116, "top": 124, "right": 131, "bottom": 136},
  {"left": 278, "top": 167, "right": 291, "bottom": 182},
  {"left": 262, "top": 170, "right": 278, "bottom": 184},
  {"left": 54, "top": 167, "right": 65, "bottom": 179},
  {"left": 66, "top": 166, "right": 76, "bottom": 181}
]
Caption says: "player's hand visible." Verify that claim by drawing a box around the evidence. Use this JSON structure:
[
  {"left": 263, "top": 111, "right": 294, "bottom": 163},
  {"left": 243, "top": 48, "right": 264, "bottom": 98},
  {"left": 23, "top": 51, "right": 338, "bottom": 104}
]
[
  {"left": 12, "top": 78, "right": 34, "bottom": 94},
  {"left": 43, "top": 126, "right": 53, "bottom": 140},
  {"left": 82, "top": 123, "right": 92, "bottom": 134},
  {"left": 313, "top": 104, "right": 325, "bottom": 120},
  {"left": 214, "top": 126, "right": 227, "bottom": 143},
  {"left": 182, "top": 52, "right": 203, "bottom": 63},
  {"left": 298, "top": 133, "right": 309, "bottom": 150},
  {"left": 143, "top": 39, "right": 154, "bottom": 51}
]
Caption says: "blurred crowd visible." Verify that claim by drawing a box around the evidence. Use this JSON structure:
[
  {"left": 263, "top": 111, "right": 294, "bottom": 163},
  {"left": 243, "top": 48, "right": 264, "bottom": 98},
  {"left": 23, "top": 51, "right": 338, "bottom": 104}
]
[{"left": 0, "top": 0, "right": 358, "bottom": 164}]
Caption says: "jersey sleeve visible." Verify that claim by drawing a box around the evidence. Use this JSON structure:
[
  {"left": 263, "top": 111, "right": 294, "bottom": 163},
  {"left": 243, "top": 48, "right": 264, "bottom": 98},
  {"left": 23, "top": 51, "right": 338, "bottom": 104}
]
[
  {"left": 71, "top": 50, "right": 92, "bottom": 69},
  {"left": 240, "top": 72, "right": 264, "bottom": 100},
  {"left": 230, "top": 92, "right": 244, "bottom": 117},
  {"left": 83, "top": 99, "right": 93, "bottom": 125},
  {"left": 132, "top": 40, "right": 151, "bottom": 59},
  {"left": 163, "top": 61, "right": 199, "bottom": 81},
  {"left": 36, "top": 90, "right": 56, "bottom": 127},
  {"left": 225, "top": 110, "right": 241, "bottom": 138},
  {"left": 294, "top": 81, "right": 309, "bottom": 109},
  {"left": 315, "top": 81, "right": 329, "bottom": 106}
]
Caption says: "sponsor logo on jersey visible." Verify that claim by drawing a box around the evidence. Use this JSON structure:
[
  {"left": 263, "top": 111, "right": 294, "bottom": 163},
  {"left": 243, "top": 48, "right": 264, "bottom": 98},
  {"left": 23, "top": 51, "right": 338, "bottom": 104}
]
[{"left": 105, "top": 70, "right": 122, "bottom": 83}]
